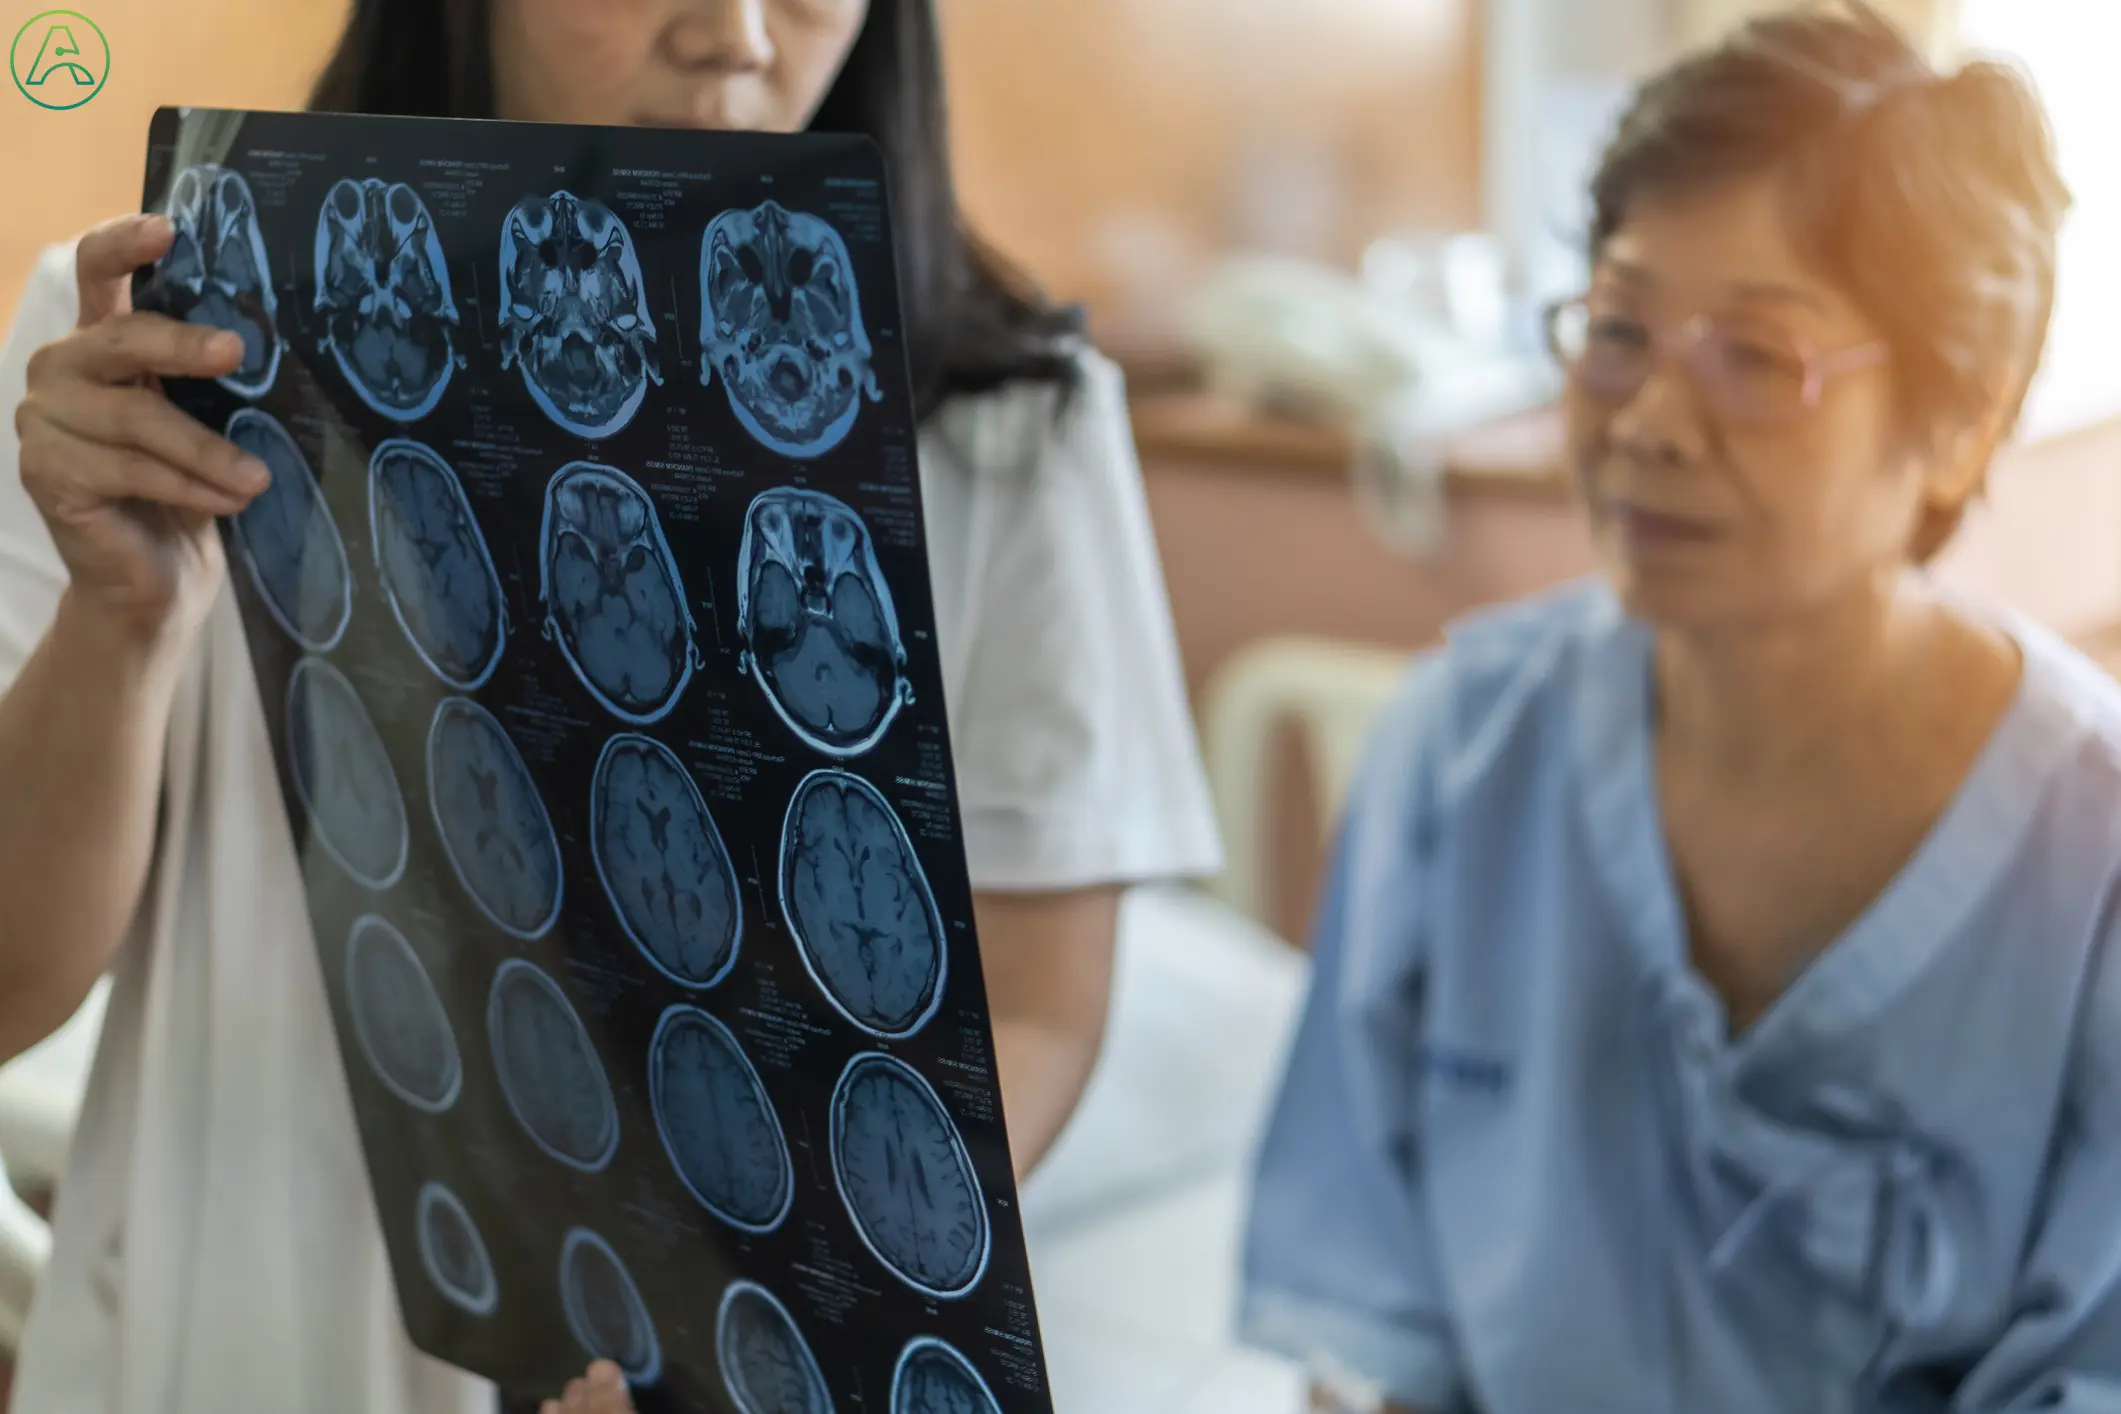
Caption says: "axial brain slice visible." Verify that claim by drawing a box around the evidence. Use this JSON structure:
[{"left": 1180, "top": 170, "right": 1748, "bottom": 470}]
[
  {"left": 314, "top": 177, "right": 460, "bottom": 420},
  {"left": 286, "top": 658, "right": 407, "bottom": 889},
  {"left": 369, "top": 439, "right": 507, "bottom": 689},
  {"left": 781, "top": 771, "right": 944, "bottom": 1038},
  {"left": 891, "top": 1339, "right": 1002, "bottom": 1414},
  {"left": 226, "top": 409, "right": 351, "bottom": 653},
  {"left": 649, "top": 1007, "right": 793, "bottom": 1231},
  {"left": 559, "top": 1229, "right": 661, "bottom": 1385},
  {"left": 488, "top": 960, "right": 619, "bottom": 1172},
  {"left": 592, "top": 735, "right": 740, "bottom": 986},
  {"left": 427, "top": 698, "right": 562, "bottom": 938},
  {"left": 539, "top": 463, "right": 697, "bottom": 724},
  {"left": 739, "top": 489, "right": 910, "bottom": 756},
  {"left": 500, "top": 191, "right": 663, "bottom": 439},
  {"left": 830, "top": 1054, "right": 989, "bottom": 1298},
  {"left": 715, "top": 1281, "right": 833, "bottom": 1414},
  {"left": 700, "top": 200, "right": 881, "bottom": 458},
  {"left": 345, "top": 915, "right": 461, "bottom": 1113},
  {"left": 158, "top": 164, "right": 280, "bottom": 398},
  {"left": 416, "top": 1182, "right": 498, "bottom": 1318}
]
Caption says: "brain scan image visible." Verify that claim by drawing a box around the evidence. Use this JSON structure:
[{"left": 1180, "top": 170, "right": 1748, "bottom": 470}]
[
  {"left": 829, "top": 1053, "right": 990, "bottom": 1299},
  {"left": 715, "top": 1280, "right": 833, "bottom": 1414},
  {"left": 369, "top": 439, "right": 508, "bottom": 690},
  {"left": 427, "top": 698, "right": 563, "bottom": 939},
  {"left": 538, "top": 462, "right": 698, "bottom": 724},
  {"left": 648, "top": 1006, "right": 793, "bottom": 1232},
  {"left": 559, "top": 1228, "right": 662, "bottom": 1386},
  {"left": 779, "top": 770, "right": 945, "bottom": 1039},
  {"left": 344, "top": 915, "right": 461, "bottom": 1113},
  {"left": 488, "top": 960, "right": 620, "bottom": 1172},
  {"left": 890, "top": 1338, "right": 1003, "bottom": 1414},
  {"left": 225, "top": 409, "right": 351, "bottom": 653},
  {"left": 314, "top": 177, "right": 461, "bottom": 421},
  {"left": 157, "top": 164, "right": 281, "bottom": 398},
  {"left": 591, "top": 734, "right": 741, "bottom": 988},
  {"left": 700, "top": 200, "right": 881, "bottom": 458},
  {"left": 415, "top": 1181, "right": 498, "bottom": 1318},
  {"left": 737, "top": 489, "right": 911, "bottom": 757},
  {"left": 499, "top": 191, "right": 662, "bottom": 439},
  {"left": 286, "top": 657, "right": 408, "bottom": 890}
]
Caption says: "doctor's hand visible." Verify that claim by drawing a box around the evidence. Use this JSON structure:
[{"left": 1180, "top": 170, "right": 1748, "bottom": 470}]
[
  {"left": 14, "top": 213, "right": 270, "bottom": 648},
  {"left": 540, "top": 1360, "right": 635, "bottom": 1414}
]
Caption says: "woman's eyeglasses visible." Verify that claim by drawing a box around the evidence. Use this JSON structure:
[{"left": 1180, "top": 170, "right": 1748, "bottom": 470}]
[{"left": 1542, "top": 295, "right": 1887, "bottom": 427}]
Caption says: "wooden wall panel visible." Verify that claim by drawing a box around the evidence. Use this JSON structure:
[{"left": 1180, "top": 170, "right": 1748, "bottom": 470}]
[{"left": 938, "top": 0, "right": 1484, "bottom": 332}]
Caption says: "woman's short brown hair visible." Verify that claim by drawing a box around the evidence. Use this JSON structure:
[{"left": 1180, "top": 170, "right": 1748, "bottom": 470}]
[{"left": 1586, "top": 2, "right": 2071, "bottom": 559}]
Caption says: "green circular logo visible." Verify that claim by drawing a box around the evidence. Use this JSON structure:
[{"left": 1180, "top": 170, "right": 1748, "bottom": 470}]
[{"left": 11, "top": 10, "right": 108, "bottom": 110}]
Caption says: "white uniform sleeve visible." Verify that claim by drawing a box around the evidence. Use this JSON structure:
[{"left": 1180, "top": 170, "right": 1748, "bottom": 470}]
[
  {"left": 945, "top": 351, "right": 1223, "bottom": 891},
  {"left": 0, "top": 244, "right": 81, "bottom": 691}
]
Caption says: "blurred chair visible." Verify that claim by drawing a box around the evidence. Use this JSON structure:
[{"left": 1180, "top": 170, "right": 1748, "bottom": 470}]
[
  {"left": 1199, "top": 636, "right": 1413, "bottom": 929},
  {"left": 0, "top": 975, "right": 109, "bottom": 1354}
]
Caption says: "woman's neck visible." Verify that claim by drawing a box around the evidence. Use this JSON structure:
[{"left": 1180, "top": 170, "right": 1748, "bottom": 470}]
[{"left": 1652, "top": 573, "right": 1991, "bottom": 785}]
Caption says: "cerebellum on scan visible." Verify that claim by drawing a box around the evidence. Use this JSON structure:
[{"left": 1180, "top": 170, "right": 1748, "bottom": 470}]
[
  {"left": 158, "top": 164, "right": 282, "bottom": 399},
  {"left": 737, "top": 488, "right": 911, "bottom": 758},
  {"left": 314, "top": 177, "right": 462, "bottom": 421},
  {"left": 500, "top": 191, "right": 663, "bottom": 439},
  {"left": 700, "top": 200, "right": 881, "bottom": 459},
  {"left": 537, "top": 462, "right": 699, "bottom": 725}
]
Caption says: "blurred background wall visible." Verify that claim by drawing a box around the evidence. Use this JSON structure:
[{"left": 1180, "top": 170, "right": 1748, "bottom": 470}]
[{"left": 0, "top": 0, "right": 1485, "bottom": 337}]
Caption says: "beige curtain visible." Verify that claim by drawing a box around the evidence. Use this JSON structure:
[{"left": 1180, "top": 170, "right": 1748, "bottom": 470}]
[{"left": 1675, "top": 0, "right": 1962, "bottom": 57}]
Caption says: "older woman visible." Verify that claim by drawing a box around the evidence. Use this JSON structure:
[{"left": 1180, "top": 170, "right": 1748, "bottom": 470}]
[{"left": 1238, "top": 6, "right": 2117, "bottom": 1413}]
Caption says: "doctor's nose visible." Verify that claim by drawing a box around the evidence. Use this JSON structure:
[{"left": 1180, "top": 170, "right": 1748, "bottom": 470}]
[{"left": 666, "top": 0, "right": 775, "bottom": 75}]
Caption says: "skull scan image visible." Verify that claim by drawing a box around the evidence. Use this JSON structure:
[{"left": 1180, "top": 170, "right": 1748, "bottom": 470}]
[
  {"left": 369, "top": 439, "right": 508, "bottom": 691},
  {"left": 488, "top": 960, "right": 620, "bottom": 1173},
  {"left": 426, "top": 698, "right": 564, "bottom": 940},
  {"left": 538, "top": 463, "right": 698, "bottom": 724},
  {"left": 737, "top": 489, "right": 911, "bottom": 757},
  {"left": 499, "top": 192, "right": 662, "bottom": 439},
  {"left": 225, "top": 409, "right": 352, "bottom": 653},
  {"left": 415, "top": 1181, "right": 499, "bottom": 1319},
  {"left": 286, "top": 657, "right": 408, "bottom": 890},
  {"left": 157, "top": 164, "right": 281, "bottom": 398},
  {"left": 314, "top": 178, "right": 461, "bottom": 421},
  {"left": 715, "top": 1280, "right": 834, "bottom": 1414},
  {"left": 699, "top": 200, "right": 881, "bottom": 458},
  {"left": 591, "top": 734, "right": 742, "bottom": 989},
  {"left": 344, "top": 915, "right": 462, "bottom": 1114},
  {"left": 559, "top": 1228, "right": 662, "bottom": 1387},
  {"left": 648, "top": 1006, "right": 794, "bottom": 1232},
  {"left": 779, "top": 770, "right": 946, "bottom": 1040},
  {"left": 890, "top": 1338, "right": 1003, "bottom": 1414},
  {"left": 830, "top": 1053, "right": 991, "bottom": 1299}
]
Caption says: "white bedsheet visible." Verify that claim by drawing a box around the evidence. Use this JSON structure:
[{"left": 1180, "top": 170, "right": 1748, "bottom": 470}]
[{"left": 1022, "top": 884, "right": 1312, "bottom": 1412}]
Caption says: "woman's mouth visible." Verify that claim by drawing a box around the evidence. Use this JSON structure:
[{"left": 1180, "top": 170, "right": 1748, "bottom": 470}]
[{"left": 1603, "top": 501, "right": 1720, "bottom": 550}]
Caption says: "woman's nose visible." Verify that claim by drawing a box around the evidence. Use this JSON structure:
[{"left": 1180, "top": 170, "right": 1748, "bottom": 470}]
[
  {"left": 1605, "top": 359, "right": 1710, "bottom": 470},
  {"left": 666, "top": 0, "right": 775, "bottom": 74}
]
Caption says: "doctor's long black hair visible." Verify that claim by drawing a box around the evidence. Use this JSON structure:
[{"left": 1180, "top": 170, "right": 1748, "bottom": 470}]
[{"left": 307, "top": 0, "right": 1082, "bottom": 419}]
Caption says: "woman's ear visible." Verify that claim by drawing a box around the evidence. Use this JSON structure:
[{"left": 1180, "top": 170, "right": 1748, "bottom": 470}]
[{"left": 1924, "top": 372, "right": 2019, "bottom": 519}]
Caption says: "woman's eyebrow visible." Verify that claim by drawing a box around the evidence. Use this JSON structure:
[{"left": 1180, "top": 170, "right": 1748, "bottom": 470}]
[{"left": 1728, "top": 280, "right": 1830, "bottom": 313}]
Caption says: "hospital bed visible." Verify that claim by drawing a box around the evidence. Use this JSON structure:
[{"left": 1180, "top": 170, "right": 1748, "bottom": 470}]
[{"left": 0, "top": 636, "right": 1407, "bottom": 1412}]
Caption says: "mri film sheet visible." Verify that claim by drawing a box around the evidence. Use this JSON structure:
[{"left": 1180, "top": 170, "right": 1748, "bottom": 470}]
[{"left": 138, "top": 107, "right": 1053, "bottom": 1412}]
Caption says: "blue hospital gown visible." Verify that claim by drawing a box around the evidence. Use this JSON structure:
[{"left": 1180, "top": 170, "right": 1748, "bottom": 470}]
[{"left": 1239, "top": 581, "right": 2121, "bottom": 1414}]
